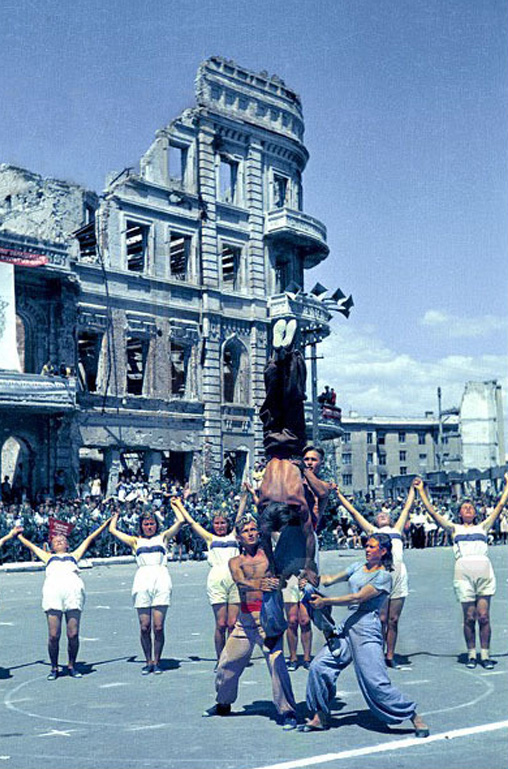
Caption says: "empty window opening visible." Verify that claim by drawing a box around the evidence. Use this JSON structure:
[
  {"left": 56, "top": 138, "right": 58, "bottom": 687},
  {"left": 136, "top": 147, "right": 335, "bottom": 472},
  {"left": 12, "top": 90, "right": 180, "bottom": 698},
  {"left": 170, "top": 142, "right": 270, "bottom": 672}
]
[
  {"left": 126, "top": 221, "right": 149, "bottom": 272},
  {"left": 170, "top": 342, "right": 188, "bottom": 397},
  {"left": 221, "top": 245, "right": 241, "bottom": 288},
  {"left": 223, "top": 338, "right": 249, "bottom": 405},
  {"left": 218, "top": 157, "right": 238, "bottom": 204},
  {"left": 168, "top": 144, "right": 188, "bottom": 185},
  {"left": 126, "top": 337, "right": 148, "bottom": 395},
  {"left": 273, "top": 174, "right": 288, "bottom": 208},
  {"left": 75, "top": 221, "right": 97, "bottom": 261},
  {"left": 275, "top": 259, "right": 290, "bottom": 293},
  {"left": 169, "top": 233, "right": 191, "bottom": 280},
  {"left": 78, "top": 332, "right": 103, "bottom": 392}
]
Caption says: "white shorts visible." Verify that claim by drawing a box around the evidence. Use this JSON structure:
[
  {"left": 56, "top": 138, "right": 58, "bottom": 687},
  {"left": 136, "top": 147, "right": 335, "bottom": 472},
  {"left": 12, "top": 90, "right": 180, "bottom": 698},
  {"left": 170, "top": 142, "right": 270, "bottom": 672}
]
[
  {"left": 282, "top": 574, "right": 302, "bottom": 604},
  {"left": 390, "top": 561, "right": 409, "bottom": 600},
  {"left": 453, "top": 557, "right": 496, "bottom": 603},
  {"left": 206, "top": 568, "right": 240, "bottom": 606},
  {"left": 42, "top": 575, "right": 85, "bottom": 613},
  {"left": 132, "top": 566, "right": 172, "bottom": 609}
]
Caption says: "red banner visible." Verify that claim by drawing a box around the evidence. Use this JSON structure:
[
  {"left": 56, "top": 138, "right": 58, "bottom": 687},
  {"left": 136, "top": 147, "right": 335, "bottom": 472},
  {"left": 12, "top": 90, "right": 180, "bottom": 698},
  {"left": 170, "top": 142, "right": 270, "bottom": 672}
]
[
  {"left": 0, "top": 247, "right": 48, "bottom": 267},
  {"left": 48, "top": 517, "right": 74, "bottom": 540}
]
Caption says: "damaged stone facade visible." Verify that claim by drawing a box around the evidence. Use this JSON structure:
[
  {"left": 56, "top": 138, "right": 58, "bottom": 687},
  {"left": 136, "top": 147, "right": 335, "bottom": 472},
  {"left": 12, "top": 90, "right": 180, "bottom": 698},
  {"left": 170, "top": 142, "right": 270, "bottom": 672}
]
[{"left": 0, "top": 57, "right": 330, "bottom": 498}]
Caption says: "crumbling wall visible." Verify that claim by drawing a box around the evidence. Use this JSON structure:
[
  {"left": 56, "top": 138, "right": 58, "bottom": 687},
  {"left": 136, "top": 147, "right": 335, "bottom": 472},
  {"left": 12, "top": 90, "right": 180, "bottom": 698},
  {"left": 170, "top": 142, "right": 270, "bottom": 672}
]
[{"left": 0, "top": 164, "right": 97, "bottom": 243}]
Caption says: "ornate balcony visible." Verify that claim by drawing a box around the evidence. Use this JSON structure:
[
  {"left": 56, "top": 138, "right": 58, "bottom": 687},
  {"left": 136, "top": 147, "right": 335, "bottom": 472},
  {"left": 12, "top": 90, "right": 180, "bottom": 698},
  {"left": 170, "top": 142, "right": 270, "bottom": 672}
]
[
  {"left": 0, "top": 373, "right": 76, "bottom": 412},
  {"left": 264, "top": 207, "right": 329, "bottom": 267},
  {"left": 268, "top": 293, "right": 331, "bottom": 342}
]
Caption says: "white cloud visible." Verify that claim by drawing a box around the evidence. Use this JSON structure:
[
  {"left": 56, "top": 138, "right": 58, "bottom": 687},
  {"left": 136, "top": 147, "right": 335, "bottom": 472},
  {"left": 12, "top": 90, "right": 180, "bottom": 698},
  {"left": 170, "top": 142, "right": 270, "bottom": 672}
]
[
  {"left": 316, "top": 325, "right": 508, "bottom": 419},
  {"left": 420, "top": 309, "right": 507, "bottom": 338}
]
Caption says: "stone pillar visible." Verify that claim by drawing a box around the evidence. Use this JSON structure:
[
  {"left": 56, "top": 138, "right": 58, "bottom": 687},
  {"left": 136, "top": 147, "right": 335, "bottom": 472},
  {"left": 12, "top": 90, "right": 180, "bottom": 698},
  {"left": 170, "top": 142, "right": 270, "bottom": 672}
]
[
  {"left": 246, "top": 140, "right": 266, "bottom": 297},
  {"left": 105, "top": 448, "right": 122, "bottom": 497},
  {"left": 144, "top": 450, "right": 162, "bottom": 485}
]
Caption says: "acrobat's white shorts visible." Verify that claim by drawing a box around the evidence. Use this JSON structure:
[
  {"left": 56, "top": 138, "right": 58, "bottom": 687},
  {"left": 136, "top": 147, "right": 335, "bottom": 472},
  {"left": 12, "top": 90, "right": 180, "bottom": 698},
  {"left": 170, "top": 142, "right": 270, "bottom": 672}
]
[
  {"left": 42, "top": 575, "right": 85, "bottom": 613},
  {"left": 453, "top": 556, "right": 496, "bottom": 603},
  {"left": 390, "top": 561, "right": 409, "bottom": 600},
  {"left": 206, "top": 568, "right": 240, "bottom": 606},
  {"left": 132, "top": 566, "right": 172, "bottom": 609}
]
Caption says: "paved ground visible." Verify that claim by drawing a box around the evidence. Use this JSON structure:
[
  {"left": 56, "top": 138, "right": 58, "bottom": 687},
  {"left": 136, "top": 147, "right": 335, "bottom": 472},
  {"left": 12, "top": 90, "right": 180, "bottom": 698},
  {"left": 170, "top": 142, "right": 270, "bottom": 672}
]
[{"left": 0, "top": 546, "right": 507, "bottom": 769}]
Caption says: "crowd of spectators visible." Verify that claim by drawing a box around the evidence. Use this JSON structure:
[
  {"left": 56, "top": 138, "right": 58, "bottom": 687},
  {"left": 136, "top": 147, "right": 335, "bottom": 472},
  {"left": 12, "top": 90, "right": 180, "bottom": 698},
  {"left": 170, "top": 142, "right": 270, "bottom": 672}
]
[{"left": 1, "top": 466, "right": 506, "bottom": 564}]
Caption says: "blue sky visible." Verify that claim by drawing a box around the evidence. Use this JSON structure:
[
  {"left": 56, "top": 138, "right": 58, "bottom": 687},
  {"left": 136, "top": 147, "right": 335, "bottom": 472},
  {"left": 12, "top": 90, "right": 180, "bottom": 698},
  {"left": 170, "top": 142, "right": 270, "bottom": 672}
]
[{"left": 1, "top": 0, "right": 507, "bottom": 421}]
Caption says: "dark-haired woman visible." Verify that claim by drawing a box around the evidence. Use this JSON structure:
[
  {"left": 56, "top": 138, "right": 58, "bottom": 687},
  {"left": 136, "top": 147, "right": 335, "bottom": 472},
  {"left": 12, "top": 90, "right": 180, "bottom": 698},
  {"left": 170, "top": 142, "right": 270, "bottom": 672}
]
[
  {"left": 109, "top": 509, "right": 184, "bottom": 674},
  {"left": 414, "top": 474, "right": 508, "bottom": 669},
  {"left": 170, "top": 492, "right": 247, "bottom": 662},
  {"left": 299, "top": 534, "right": 428, "bottom": 736},
  {"left": 15, "top": 518, "right": 111, "bottom": 680}
]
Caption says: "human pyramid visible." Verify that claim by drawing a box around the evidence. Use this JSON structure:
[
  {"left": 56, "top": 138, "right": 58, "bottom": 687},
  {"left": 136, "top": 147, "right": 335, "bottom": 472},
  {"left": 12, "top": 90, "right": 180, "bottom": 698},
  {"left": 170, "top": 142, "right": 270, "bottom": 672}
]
[{"left": 1, "top": 316, "right": 507, "bottom": 736}]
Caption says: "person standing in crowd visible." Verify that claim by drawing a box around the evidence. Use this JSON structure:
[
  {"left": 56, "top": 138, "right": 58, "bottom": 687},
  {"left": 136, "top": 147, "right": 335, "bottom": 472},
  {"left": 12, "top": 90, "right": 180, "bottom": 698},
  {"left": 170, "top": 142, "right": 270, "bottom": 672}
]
[
  {"left": 414, "top": 475, "right": 508, "bottom": 669},
  {"left": 109, "top": 507, "right": 185, "bottom": 674},
  {"left": 333, "top": 481, "right": 416, "bottom": 667},
  {"left": 169, "top": 490, "right": 248, "bottom": 664},
  {"left": 204, "top": 515, "right": 298, "bottom": 730},
  {"left": 14, "top": 518, "right": 111, "bottom": 680},
  {"left": 299, "top": 533, "right": 429, "bottom": 737}
]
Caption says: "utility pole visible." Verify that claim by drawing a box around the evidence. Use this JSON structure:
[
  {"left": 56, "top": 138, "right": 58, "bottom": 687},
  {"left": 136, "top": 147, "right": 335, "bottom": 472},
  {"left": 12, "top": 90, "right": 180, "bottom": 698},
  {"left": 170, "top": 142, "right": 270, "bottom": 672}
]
[
  {"left": 308, "top": 338, "right": 320, "bottom": 445},
  {"left": 437, "top": 386, "right": 443, "bottom": 472}
]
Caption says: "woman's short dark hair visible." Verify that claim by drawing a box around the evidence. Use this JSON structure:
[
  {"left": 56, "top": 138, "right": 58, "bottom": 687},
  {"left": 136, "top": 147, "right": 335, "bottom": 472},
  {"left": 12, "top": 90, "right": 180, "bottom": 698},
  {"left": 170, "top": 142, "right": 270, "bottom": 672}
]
[
  {"left": 138, "top": 512, "right": 160, "bottom": 536},
  {"left": 368, "top": 532, "right": 394, "bottom": 571},
  {"left": 303, "top": 444, "right": 325, "bottom": 460}
]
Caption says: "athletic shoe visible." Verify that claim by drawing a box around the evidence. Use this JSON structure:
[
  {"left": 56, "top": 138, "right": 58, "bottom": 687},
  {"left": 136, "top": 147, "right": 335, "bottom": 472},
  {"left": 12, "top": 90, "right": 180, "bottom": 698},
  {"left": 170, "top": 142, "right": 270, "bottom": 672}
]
[
  {"left": 302, "top": 660, "right": 311, "bottom": 670},
  {"left": 272, "top": 319, "right": 286, "bottom": 350},
  {"left": 68, "top": 668, "right": 82, "bottom": 679},
  {"left": 282, "top": 712, "right": 298, "bottom": 731},
  {"left": 466, "top": 657, "right": 477, "bottom": 669},
  {"left": 47, "top": 669, "right": 58, "bottom": 681},
  {"left": 282, "top": 318, "right": 297, "bottom": 348},
  {"left": 287, "top": 660, "right": 298, "bottom": 672},
  {"left": 141, "top": 664, "right": 153, "bottom": 675},
  {"left": 152, "top": 664, "right": 162, "bottom": 675},
  {"left": 385, "top": 658, "right": 402, "bottom": 670},
  {"left": 481, "top": 658, "right": 494, "bottom": 670},
  {"left": 202, "top": 703, "right": 231, "bottom": 717}
]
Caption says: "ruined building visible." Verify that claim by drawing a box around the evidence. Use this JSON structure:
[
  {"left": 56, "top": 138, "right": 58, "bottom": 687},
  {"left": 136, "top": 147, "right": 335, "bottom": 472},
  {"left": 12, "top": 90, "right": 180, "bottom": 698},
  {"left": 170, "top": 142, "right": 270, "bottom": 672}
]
[{"left": 0, "top": 57, "right": 332, "bottom": 498}]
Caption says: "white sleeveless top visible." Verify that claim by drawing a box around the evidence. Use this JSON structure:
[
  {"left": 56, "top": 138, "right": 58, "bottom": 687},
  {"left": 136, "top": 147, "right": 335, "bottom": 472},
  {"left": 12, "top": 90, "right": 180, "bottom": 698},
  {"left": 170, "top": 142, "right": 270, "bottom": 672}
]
[
  {"left": 374, "top": 525, "right": 404, "bottom": 564},
  {"left": 207, "top": 533, "right": 239, "bottom": 570},
  {"left": 452, "top": 524, "right": 488, "bottom": 560},
  {"left": 45, "top": 553, "right": 80, "bottom": 577},
  {"left": 135, "top": 535, "right": 168, "bottom": 567}
]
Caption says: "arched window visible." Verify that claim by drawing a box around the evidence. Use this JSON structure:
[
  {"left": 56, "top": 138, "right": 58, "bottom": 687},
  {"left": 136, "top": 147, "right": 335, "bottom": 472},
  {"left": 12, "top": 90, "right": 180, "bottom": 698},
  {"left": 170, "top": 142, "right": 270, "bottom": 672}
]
[
  {"left": 222, "top": 337, "right": 249, "bottom": 405},
  {"left": 1, "top": 435, "right": 31, "bottom": 502},
  {"left": 15, "top": 313, "right": 34, "bottom": 373}
]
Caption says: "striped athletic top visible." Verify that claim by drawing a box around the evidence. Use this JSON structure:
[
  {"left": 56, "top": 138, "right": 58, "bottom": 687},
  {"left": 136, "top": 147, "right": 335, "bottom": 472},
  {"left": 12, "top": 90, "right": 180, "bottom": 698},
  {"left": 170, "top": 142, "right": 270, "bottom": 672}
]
[
  {"left": 207, "top": 533, "right": 239, "bottom": 569},
  {"left": 452, "top": 524, "right": 489, "bottom": 560},
  {"left": 45, "top": 554, "right": 80, "bottom": 577},
  {"left": 374, "top": 526, "right": 404, "bottom": 564},
  {"left": 135, "top": 535, "right": 168, "bottom": 567}
]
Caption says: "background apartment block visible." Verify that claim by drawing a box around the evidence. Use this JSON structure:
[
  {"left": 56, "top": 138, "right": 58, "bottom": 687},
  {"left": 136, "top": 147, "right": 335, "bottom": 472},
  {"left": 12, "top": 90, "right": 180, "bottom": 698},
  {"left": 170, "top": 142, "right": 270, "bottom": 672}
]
[{"left": 334, "top": 378, "right": 505, "bottom": 498}]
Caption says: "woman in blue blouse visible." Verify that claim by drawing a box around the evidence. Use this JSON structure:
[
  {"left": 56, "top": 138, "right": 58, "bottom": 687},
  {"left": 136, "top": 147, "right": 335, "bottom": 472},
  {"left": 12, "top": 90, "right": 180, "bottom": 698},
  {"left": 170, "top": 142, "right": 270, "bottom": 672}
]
[{"left": 300, "top": 533, "right": 429, "bottom": 736}]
